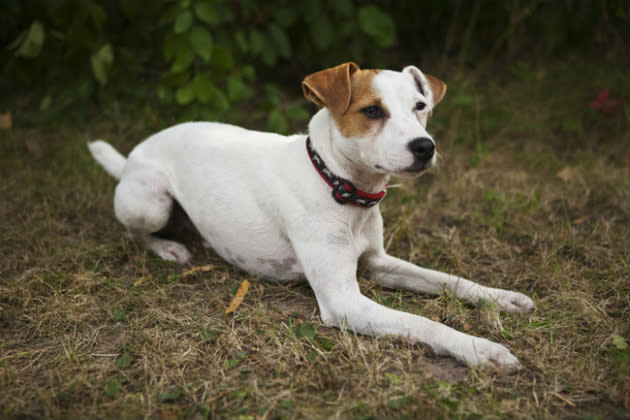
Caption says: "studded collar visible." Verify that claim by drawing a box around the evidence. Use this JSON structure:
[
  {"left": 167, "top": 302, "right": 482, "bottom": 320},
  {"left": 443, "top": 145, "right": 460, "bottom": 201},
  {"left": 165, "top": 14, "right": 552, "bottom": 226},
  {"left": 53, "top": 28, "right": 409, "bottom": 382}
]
[{"left": 306, "top": 137, "right": 386, "bottom": 208}]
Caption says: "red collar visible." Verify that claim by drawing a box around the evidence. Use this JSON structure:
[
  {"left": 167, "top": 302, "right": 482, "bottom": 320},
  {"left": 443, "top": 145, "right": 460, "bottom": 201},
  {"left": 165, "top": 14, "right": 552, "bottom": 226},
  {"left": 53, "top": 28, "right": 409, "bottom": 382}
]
[{"left": 306, "top": 137, "right": 386, "bottom": 208}]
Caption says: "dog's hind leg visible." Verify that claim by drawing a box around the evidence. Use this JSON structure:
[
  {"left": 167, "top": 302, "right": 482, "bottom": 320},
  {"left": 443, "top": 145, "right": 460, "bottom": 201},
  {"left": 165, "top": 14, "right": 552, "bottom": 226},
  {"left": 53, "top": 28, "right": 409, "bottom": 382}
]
[{"left": 114, "top": 167, "right": 192, "bottom": 264}]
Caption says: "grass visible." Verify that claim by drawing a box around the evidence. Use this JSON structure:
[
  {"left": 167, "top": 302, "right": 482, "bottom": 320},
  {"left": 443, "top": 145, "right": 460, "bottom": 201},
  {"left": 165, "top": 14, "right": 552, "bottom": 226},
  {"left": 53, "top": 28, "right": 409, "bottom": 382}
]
[{"left": 1, "top": 54, "right": 628, "bottom": 419}]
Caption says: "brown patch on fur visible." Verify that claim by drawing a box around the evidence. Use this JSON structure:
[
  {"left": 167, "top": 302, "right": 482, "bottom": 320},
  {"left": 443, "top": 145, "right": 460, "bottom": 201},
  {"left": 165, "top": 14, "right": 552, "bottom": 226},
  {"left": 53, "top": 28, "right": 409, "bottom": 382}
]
[
  {"left": 302, "top": 62, "right": 359, "bottom": 116},
  {"left": 301, "top": 63, "right": 390, "bottom": 138},
  {"left": 333, "top": 69, "right": 387, "bottom": 138}
]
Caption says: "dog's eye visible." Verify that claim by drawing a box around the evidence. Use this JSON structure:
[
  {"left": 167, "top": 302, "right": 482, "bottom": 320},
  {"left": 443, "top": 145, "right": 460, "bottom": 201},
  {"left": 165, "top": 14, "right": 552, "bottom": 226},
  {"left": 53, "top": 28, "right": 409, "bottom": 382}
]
[
  {"left": 361, "top": 105, "right": 385, "bottom": 119},
  {"left": 415, "top": 102, "right": 427, "bottom": 111}
]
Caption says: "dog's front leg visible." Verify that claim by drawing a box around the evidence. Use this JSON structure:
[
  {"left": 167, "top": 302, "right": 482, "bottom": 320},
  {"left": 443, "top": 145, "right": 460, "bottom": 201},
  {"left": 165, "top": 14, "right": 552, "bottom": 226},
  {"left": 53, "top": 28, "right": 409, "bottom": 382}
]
[
  {"left": 291, "top": 238, "right": 522, "bottom": 368},
  {"left": 365, "top": 252, "right": 534, "bottom": 314}
]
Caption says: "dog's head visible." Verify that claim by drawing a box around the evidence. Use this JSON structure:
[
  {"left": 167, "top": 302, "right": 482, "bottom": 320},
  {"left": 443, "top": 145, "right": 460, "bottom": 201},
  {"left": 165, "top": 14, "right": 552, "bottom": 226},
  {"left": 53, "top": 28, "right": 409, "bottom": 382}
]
[{"left": 302, "top": 62, "right": 446, "bottom": 176}]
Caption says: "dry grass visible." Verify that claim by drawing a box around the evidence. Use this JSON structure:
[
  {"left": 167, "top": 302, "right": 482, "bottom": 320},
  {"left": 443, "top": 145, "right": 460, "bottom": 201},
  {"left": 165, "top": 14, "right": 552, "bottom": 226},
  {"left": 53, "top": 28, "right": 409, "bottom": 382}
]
[{"left": 1, "top": 56, "right": 628, "bottom": 419}]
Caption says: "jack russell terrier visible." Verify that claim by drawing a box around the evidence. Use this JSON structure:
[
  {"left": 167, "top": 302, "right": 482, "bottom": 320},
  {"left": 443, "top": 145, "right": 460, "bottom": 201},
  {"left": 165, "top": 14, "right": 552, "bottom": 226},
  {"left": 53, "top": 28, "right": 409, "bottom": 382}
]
[{"left": 89, "top": 62, "right": 534, "bottom": 368}]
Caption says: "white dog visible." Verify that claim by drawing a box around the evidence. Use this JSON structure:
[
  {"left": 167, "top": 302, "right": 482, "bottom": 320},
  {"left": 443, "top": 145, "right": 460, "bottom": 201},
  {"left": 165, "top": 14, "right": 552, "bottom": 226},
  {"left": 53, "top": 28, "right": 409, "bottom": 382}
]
[{"left": 89, "top": 62, "right": 534, "bottom": 368}]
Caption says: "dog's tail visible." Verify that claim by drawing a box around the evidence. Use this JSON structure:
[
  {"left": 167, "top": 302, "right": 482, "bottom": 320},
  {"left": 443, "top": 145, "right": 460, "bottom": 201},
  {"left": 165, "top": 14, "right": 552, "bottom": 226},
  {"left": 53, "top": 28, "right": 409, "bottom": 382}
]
[{"left": 87, "top": 140, "right": 127, "bottom": 180}]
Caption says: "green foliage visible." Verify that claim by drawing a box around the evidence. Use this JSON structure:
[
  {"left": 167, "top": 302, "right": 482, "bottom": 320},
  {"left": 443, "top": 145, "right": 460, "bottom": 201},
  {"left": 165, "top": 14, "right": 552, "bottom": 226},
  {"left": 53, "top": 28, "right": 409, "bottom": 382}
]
[
  {"left": 116, "top": 352, "right": 131, "bottom": 369},
  {"left": 90, "top": 44, "right": 114, "bottom": 85},
  {"left": 9, "top": 20, "right": 45, "bottom": 58},
  {"left": 358, "top": 6, "right": 396, "bottom": 47},
  {"left": 112, "top": 307, "right": 128, "bottom": 323},
  {"left": 292, "top": 322, "right": 316, "bottom": 342},
  {"left": 1, "top": 0, "right": 624, "bottom": 131},
  {"left": 157, "top": 386, "right": 184, "bottom": 402},
  {"left": 105, "top": 377, "right": 121, "bottom": 397}
]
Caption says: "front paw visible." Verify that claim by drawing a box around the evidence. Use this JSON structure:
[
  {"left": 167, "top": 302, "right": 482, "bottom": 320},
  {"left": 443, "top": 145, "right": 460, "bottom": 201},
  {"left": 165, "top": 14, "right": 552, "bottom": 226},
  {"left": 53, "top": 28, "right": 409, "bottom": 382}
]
[
  {"left": 494, "top": 290, "right": 534, "bottom": 314},
  {"left": 462, "top": 337, "right": 522, "bottom": 370}
]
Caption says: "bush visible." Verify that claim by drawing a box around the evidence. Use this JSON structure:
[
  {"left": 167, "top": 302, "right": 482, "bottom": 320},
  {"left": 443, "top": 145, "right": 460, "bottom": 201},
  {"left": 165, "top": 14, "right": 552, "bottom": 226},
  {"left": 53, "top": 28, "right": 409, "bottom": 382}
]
[{"left": 1, "top": 0, "right": 624, "bottom": 130}]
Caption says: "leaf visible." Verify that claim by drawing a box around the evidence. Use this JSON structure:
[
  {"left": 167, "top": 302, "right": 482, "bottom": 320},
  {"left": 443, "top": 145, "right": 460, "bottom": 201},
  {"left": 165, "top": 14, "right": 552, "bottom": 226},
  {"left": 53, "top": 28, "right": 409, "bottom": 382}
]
[
  {"left": 116, "top": 352, "right": 131, "bottom": 368},
  {"left": 295, "top": 322, "right": 316, "bottom": 341},
  {"left": 268, "top": 24, "right": 291, "bottom": 59},
  {"left": 39, "top": 95, "right": 51, "bottom": 111},
  {"left": 158, "top": 386, "right": 184, "bottom": 402},
  {"left": 358, "top": 6, "right": 396, "bottom": 47},
  {"left": 105, "top": 378, "right": 120, "bottom": 397},
  {"left": 385, "top": 372, "right": 402, "bottom": 384},
  {"left": 474, "top": 299, "right": 487, "bottom": 309},
  {"left": 171, "top": 48, "right": 194, "bottom": 73},
  {"left": 227, "top": 76, "right": 253, "bottom": 102},
  {"left": 248, "top": 29, "right": 266, "bottom": 56},
  {"left": 261, "top": 47, "right": 277, "bottom": 67},
  {"left": 112, "top": 307, "right": 127, "bottom": 322},
  {"left": 387, "top": 395, "right": 412, "bottom": 409},
  {"left": 285, "top": 106, "right": 310, "bottom": 121},
  {"left": 193, "top": 73, "right": 214, "bottom": 103},
  {"left": 278, "top": 400, "right": 295, "bottom": 409},
  {"left": 235, "top": 31, "right": 248, "bottom": 53},
  {"left": 231, "top": 389, "right": 248, "bottom": 399},
  {"left": 195, "top": 329, "right": 218, "bottom": 343},
  {"left": 316, "top": 336, "right": 335, "bottom": 351},
  {"left": 264, "top": 84, "right": 280, "bottom": 106},
  {"left": 189, "top": 25, "right": 213, "bottom": 61},
  {"left": 307, "top": 351, "right": 317, "bottom": 363},
  {"left": 90, "top": 43, "right": 114, "bottom": 86},
  {"left": 211, "top": 46, "right": 233, "bottom": 70},
  {"left": 182, "top": 264, "right": 216, "bottom": 277},
  {"left": 174, "top": 10, "right": 194, "bottom": 33},
  {"left": 194, "top": 2, "right": 218, "bottom": 25},
  {"left": 210, "top": 86, "right": 230, "bottom": 111},
  {"left": 86, "top": 2, "right": 107, "bottom": 29},
  {"left": 267, "top": 109, "right": 288, "bottom": 135},
  {"left": 241, "top": 65, "right": 256, "bottom": 81},
  {"left": 225, "top": 279, "right": 250, "bottom": 315},
  {"left": 163, "top": 32, "right": 186, "bottom": 61},
  {"left": 613, "top": 334, "right": 629, "bottom": 350},
  {"left": 176, "top": 82, "right": 196, "bottom": 104},
  {"left": 12, "top": 21, "right": 45, "bottom": 58},
  {"left": 226, "top": 359, "right": 240, "bottom": 368}
]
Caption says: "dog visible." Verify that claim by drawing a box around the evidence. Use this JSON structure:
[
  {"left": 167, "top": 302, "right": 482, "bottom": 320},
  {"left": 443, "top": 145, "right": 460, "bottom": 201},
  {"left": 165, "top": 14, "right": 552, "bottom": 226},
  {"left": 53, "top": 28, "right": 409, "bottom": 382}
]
[{"left": 89, "top": 62, "right": 534, "bottom": 368}]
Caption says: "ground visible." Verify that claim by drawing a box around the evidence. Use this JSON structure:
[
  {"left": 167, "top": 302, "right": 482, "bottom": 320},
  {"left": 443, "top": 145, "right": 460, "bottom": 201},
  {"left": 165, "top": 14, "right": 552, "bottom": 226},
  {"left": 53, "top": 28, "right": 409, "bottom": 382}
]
[{"left": 0, "top": 56, "right": 628, "bottom": 419}]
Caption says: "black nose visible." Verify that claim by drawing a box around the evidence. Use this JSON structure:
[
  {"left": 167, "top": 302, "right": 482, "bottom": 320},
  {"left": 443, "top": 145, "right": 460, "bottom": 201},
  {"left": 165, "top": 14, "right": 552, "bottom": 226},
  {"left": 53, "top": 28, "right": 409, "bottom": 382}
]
[{"left": 408, "top": 137, "right": 435, "bottom": 162}]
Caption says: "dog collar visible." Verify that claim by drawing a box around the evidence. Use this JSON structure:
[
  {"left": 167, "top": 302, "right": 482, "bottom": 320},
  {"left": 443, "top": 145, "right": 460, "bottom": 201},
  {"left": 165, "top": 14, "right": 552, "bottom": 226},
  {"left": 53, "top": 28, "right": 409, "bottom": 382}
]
[{"left": 306, "top": 137, "right": 386, "bottom": 208}]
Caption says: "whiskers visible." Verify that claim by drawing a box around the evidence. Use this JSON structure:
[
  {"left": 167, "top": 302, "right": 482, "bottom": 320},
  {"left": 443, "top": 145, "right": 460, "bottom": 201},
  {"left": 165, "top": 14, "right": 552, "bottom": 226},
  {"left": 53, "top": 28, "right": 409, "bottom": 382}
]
[{"left": 433, "top": 151, "right": 444, "bottom": 172}]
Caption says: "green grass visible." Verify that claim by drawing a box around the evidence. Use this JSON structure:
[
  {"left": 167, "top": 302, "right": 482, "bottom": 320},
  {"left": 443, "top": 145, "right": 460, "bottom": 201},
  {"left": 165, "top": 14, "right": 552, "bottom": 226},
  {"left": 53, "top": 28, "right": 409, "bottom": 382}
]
[{"left": 1, "top": 55, "right": 628, "bottom": 419}]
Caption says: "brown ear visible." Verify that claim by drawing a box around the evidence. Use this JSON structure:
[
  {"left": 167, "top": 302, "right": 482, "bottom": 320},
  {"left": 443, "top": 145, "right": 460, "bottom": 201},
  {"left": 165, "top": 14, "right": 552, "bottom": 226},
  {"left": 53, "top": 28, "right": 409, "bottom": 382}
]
[
  {"left": 302, "top": 62, "right": 360, "bottom": 115},
  {"left": 425, "top": 74, "right": 447, "bottom": 106}
]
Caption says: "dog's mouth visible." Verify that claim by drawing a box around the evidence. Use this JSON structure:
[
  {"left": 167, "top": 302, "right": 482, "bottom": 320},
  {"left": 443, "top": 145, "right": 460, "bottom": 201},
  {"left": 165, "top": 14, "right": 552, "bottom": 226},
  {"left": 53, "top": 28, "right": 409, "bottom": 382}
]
[
  {"left": 403, "top": 160, "right": 434, "bottom": 174},
  {"left": 376, "top": 160, "right": 435, "bottom": 176}
]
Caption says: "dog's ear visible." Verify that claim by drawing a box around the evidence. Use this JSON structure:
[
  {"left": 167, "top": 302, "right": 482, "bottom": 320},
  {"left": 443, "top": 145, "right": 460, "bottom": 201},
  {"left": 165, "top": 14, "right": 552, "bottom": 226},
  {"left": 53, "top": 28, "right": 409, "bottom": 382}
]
[
  {"left": 302, "top": 62, "right": 360, "bottom": 115},
  {"left": 425, "top": 74, "right": 447, "bottom": 106},
  {"left": 403, "top": 66, "right": 447, "bottom": 107}
]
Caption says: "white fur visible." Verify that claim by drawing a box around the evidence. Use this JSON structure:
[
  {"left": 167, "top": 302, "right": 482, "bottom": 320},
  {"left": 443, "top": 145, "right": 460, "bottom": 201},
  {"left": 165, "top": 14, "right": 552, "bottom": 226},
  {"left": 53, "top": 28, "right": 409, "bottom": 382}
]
[{"left": 89, "top": 66, "right": 534, "bottom": 368}]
